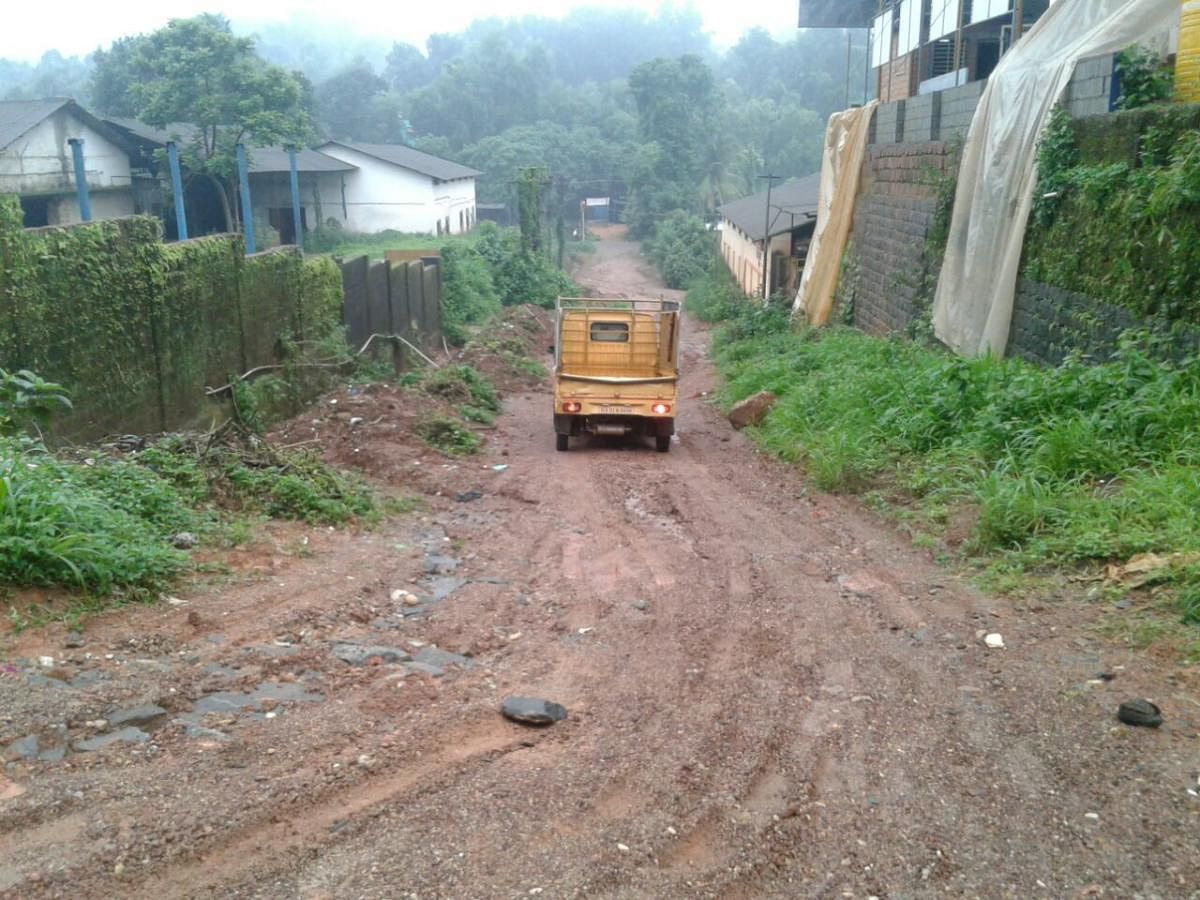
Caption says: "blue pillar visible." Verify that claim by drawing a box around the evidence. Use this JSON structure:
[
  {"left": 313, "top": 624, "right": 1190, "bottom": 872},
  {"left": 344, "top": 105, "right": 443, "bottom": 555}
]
[
  {"left": 235, "top": 142, "right": 255, "bottom": 255},
  {"left": 167, "top": 141, "right": 188, "bottom": 241},
  {"left": 68, "top": 138, "right": 91, "bottom": 222},
  {"left": 287, "top": 146, "right": 303, "bottom": 251}
]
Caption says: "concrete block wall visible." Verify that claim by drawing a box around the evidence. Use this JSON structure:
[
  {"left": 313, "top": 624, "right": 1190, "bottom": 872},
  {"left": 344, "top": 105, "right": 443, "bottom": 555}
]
[
  {"left": 849, "top": 143, "right": 952, "bottom": 336},
  {"left": 1008, "top": 279, "right": 1200, "bottom": 365},
  {"left": 904, "top": 94, "right": 937, "bottom": 142},
  {"left": 938, "top": 81, "right": 987, "bottom": 140},
  {"left": 874, "top": 103, "right": 902, "bottom": 145},
  {"left": 845, "top": 61, "right": 1118, "bottom": 351},
  {"left": 1064, "top": 54, "right": 1116, "bottom": 118}
]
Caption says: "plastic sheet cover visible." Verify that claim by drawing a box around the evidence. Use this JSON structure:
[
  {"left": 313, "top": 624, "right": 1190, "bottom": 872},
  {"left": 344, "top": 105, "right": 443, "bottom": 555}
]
[
  {"left": 932, "top": 0, "right": 1179, "bottom": 357},
  {"left": 793, "top": 101, "right": 878, "bottom": 326}
]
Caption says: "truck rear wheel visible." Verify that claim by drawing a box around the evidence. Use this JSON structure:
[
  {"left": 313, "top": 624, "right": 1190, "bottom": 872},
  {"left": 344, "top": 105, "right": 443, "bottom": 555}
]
[
  {"left": 655, "top": 435, "right": 671, "bottom": 453},
  {"left": 556, "top": 433, "right": 569, "bottom": 452}
]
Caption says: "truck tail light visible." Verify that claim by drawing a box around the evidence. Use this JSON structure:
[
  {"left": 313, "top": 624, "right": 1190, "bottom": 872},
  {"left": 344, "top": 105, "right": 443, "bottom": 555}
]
[
  {"left": 651, "top": 403, "right": 671, "bottom": 415},
  {"left": 562, "top": 400, "right": 582, "bottom": 413}
]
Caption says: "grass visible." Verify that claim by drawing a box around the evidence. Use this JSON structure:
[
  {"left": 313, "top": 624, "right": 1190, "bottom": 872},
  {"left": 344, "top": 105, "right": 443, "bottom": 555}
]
[
  {"left": 693, "top": 266, "right": 1200, "bottom": 636},
  {"left": 312, "top": 230, "right": 452, "bottom": 261},
  {"left": 0, "top": 431, "right": 387, "bottom": 612}
]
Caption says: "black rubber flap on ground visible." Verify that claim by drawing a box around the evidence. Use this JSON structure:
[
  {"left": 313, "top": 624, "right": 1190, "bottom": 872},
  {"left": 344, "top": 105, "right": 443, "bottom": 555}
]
[
  {"left": 501, "top": 697, "right": 568, "bottom": 726},
  {"left": 1117, "top": 699, "right": 1163, "bottom": 728}
]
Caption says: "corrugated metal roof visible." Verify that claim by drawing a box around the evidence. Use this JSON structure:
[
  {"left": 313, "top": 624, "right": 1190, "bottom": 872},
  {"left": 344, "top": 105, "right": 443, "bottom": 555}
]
[
  {"left": 0, "top": 98, "right": 71, "bottom": 150},
  {"left": 103, "top": 117, "right": 200, "bottom": 146},
  {"left": 246, "top": 148, "right": 356, "bottom": 174},
  {"left": 717, "top": 173, "right": 822, "bottom": 242},
  {"left": 2, "top": 99, "right": 143, "bottom": 157},
  {"left": 103, "top": 117, "right": 355, "bottom": 174},
  {"left": 321, "top": 141, "right": 481, "bottom": 181}
]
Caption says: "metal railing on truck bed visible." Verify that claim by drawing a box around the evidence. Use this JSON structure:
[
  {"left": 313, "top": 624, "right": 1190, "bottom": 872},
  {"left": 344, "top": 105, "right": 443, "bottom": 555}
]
[{"left": 554, "top": 296, "right": 681, "bottom": 382}]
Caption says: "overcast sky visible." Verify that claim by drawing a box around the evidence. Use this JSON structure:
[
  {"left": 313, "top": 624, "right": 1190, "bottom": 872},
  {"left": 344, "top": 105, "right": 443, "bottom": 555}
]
[{"left": 3, "top": 0, "right": 799, "bottom": 63}]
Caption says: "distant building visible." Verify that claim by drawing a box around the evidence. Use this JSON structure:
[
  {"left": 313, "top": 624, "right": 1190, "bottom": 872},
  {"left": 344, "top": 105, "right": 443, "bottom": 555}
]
[
  {"left": 317, "top": 141, "right": 480, "bottom": 236},
  {"left": 717, "top": 174, "right": 820, "bottom": 298},
  {"left": 0, "top": 99, "right": 147, "bottom": 227},
  {"left": 4, "top": 101, "right": 483, "bottom": 244},
  {"left": 476, "top": 202, "right": 511, "bottom": 226}
]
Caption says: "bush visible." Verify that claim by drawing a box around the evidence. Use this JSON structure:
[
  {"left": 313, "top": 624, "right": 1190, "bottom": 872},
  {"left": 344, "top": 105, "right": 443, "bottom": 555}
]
[
  {"left": 439, "top": 242, "right": 502, "bottom": 345},
  {"left": 1114, "top": 45, "right": 1173, "bottom": 110},
  {"left": 644, "top": 210, "right": 714, "bottom": 288},
  {"left": 474, "top": 222, "right": 575, "bottom": 307},
  {"left": 0, "top": 369, "right": 72, "bottom": 437},
  {"left": 685, "top": 263, "right": 742, "bottom": 322}
]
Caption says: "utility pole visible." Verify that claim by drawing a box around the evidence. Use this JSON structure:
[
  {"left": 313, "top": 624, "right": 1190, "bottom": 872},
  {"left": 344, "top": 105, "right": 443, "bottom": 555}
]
[
  {"left": 555, "top": 175, "right": 566, "bottom": 270},
  {"left": 953, "top": 0, "right": 967, "bottom": 86},
  {"left": 844, "top": 30, "right": 853, "bottom": 108},
  {"left": 757, "top": 174, "right": 781, "bottom": 300},
  {"left": 1013, "top": 0, "right": 1025, "bottom": 43}
]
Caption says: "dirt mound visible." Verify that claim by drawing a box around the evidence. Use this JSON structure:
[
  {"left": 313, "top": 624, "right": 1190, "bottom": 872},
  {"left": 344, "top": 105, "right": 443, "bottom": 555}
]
[
  {"left": 269, "top": 306, "right": 553, "bottom": 495},
  {"left": 456, "top": 304, "right": 553, "bottom": 395}
]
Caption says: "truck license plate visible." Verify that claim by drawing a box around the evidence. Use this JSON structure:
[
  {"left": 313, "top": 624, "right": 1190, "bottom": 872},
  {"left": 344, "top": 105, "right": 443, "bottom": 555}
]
[{"left": 600, "top": 405, "right": 633, "bottom": 414}]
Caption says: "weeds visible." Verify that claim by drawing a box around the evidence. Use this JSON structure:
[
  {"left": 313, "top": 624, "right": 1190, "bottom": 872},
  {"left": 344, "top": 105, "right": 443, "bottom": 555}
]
[
  {"left": 416, "top": 415, "right": 482, "bottom": 456},
  {"left": 0, "top": 440, "right": 187, "bottom": 596},
  {"left": 698, "top": 279, "right": 1200, "bottom": 629},
  {"left": 684, "top": 261, "right": 742, "bottom": 322},
  {"left": 459, "top": 405, "right": 497, "bottom": 426},
  {"left": 0, "top": 369, "right": 72, "bottom": 437},
  {"left": 0, "top": 429, "right": 383, "bottom": 603},
  {"left": 421, "top": 365, "right": 501, "bottom": 414}
]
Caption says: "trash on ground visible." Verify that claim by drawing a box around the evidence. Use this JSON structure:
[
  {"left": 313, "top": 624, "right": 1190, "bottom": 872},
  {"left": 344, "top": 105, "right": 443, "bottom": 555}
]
[{"left": 1106, "top": 551, "right": 1200, "bottom": 588}]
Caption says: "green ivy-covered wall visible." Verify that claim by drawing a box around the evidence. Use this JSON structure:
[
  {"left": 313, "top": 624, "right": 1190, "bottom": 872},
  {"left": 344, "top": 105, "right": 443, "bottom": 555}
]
[
  {"left": 0, "top": 196, "right": 343, "bottom": 438},
  {"left": 1017, "top": 103, "right": 1200, "bottom": 362}
]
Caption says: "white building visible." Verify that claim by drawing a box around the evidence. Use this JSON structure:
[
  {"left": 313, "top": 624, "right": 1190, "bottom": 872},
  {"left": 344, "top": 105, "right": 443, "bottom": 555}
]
[
  {"left": 317, "top": 141, "right": 480, "bottom": 236},
  {"left": 0, "top": 99, "right": 145, "bottom": 227}
]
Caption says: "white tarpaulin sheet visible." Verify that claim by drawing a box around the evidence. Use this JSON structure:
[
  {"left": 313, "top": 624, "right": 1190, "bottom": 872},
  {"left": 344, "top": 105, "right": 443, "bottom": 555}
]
[
  {"left": 793, "top": 101, "right": 878, "bottom": 326},
  {"left": 932, "top": 0, "right": 1178, "bottom": 357}
]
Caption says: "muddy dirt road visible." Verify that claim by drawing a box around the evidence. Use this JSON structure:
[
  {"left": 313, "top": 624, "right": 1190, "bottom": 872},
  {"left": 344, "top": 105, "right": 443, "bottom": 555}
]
[{"left": 2, "top": 236, "right": 1198, "bottom": 899}]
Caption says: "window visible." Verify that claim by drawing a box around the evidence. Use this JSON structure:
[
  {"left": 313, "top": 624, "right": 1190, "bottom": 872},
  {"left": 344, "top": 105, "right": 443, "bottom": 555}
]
[
  {"left": 20, "top": 196, "right": 49, "bottom": 227},
  {"left": 590, "top": 322, "right": 629, "bottom": 342}
]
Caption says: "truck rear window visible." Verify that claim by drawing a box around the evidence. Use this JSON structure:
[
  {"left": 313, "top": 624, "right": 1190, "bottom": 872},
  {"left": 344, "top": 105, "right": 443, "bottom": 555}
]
[{"left": 590, "top": 322, "right": 629, "bottom": 342}]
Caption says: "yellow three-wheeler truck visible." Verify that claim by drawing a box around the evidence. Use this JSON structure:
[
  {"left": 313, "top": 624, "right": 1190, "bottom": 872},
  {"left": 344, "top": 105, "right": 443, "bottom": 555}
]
[{"left": 551, "top": 296, "right": 682, "bottom": 453}]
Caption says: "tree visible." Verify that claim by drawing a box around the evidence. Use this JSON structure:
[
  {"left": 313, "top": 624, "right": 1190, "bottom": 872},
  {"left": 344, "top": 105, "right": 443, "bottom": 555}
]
[
  {"left": 644, "top": 210, "right": 713, "bottom": 289},
  {"left": 625, "top": 55, "right": 722, "bottom": 236},
  {"left": 317, "top": 61, "right": 406, "bottom": 142},
  {"left": 91, "top": 14, "right": 314, "bottom": 230},
  {"left": 90, "top": 38, "right": 142, "bottom": 115},
  {"left": 384, "top": 42, "right": 430, "bottom": 93},
  {"left": 405, "top": 33, "right": 547, "bottom": 147},
  {"left": 2, "top": 51, "right": 91, "bottom": 104}
]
